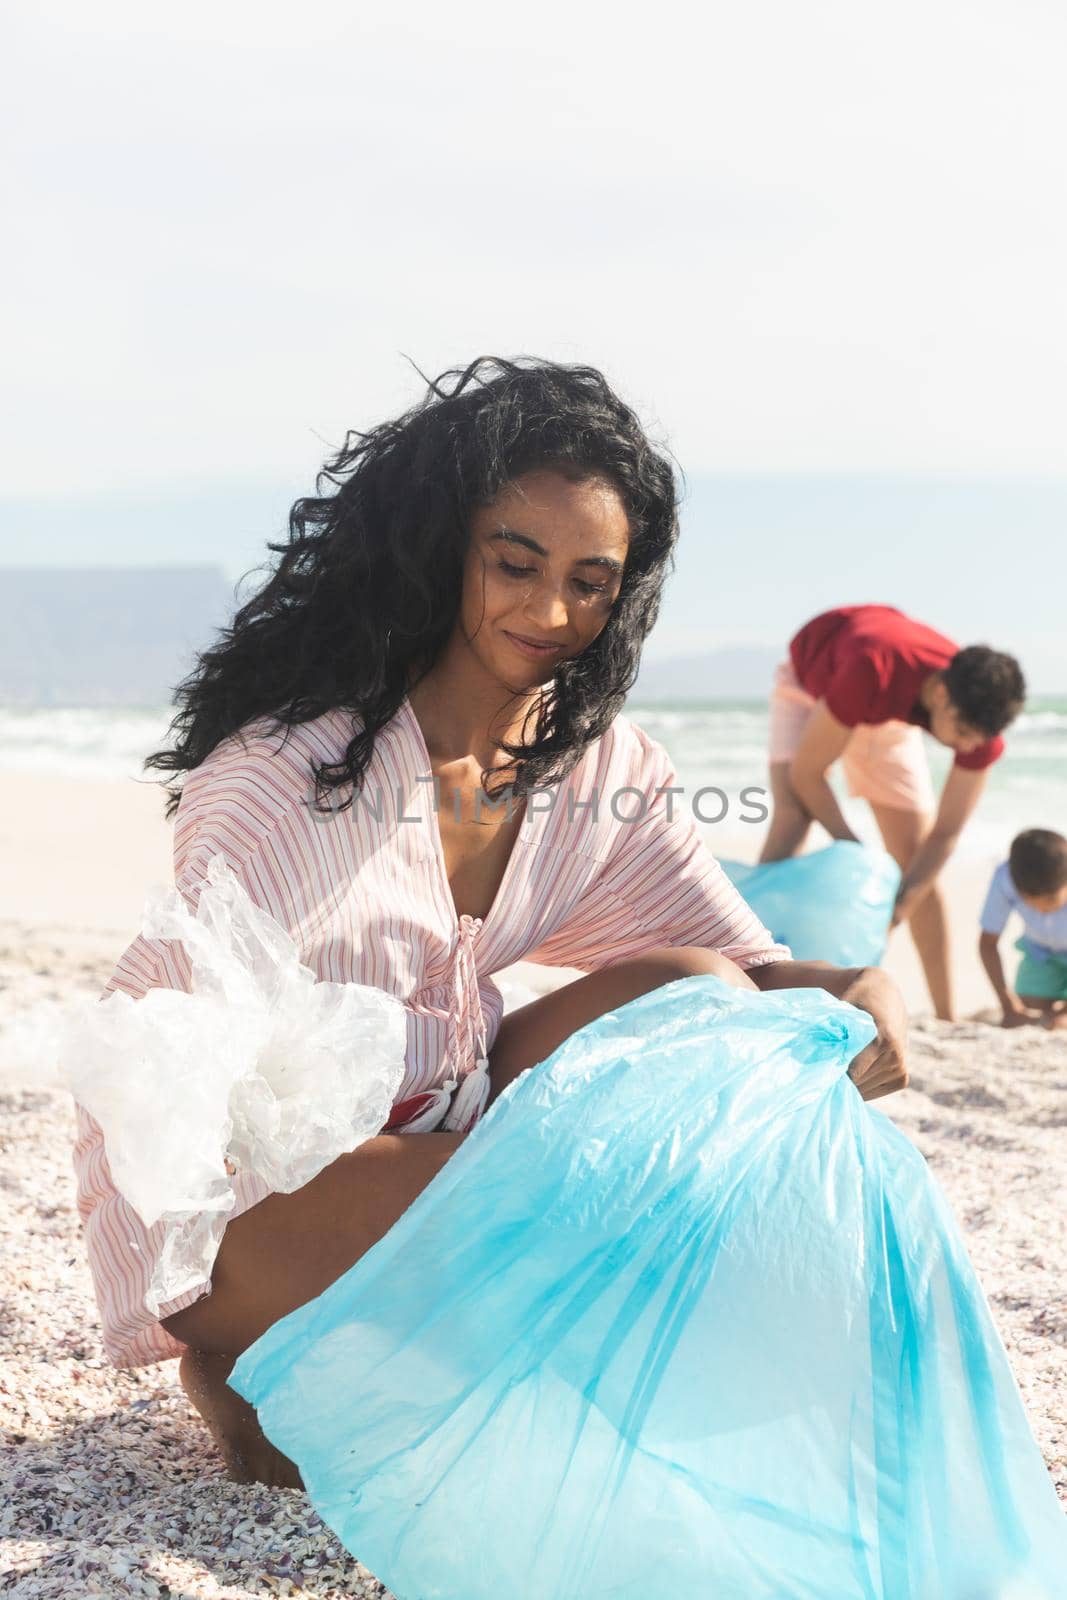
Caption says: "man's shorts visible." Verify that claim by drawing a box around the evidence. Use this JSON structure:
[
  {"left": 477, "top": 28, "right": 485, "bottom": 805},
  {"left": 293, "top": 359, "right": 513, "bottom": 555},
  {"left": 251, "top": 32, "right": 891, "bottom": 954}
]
[
  {"left": 768, "top": 658, "right": 937, "bottom": 816},
  {"left": 1014, "top": 938, "right": 1067, "bottom": 1001}
]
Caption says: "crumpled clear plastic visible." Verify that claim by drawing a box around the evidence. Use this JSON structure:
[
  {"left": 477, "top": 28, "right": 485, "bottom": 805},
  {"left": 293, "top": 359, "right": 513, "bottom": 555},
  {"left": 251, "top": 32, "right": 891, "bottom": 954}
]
[
  {"left": 230, "top": 974, "right": 1067, "bottom": 1599},
  {"left": 55, "top": 853, "right": 408, "bottom": 1315},
  {"left": 720, "top": 838, "right": 901, "bottom": 966}
]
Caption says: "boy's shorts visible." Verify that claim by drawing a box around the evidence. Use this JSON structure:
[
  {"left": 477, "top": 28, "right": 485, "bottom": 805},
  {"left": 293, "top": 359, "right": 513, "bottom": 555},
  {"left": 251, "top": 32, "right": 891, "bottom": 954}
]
[
  {"left": 1014, "top": 938, "right": 1067, "bottom": 1001},
  {"left": 768, "top": 658, "right": 936, "bottom": 816}
]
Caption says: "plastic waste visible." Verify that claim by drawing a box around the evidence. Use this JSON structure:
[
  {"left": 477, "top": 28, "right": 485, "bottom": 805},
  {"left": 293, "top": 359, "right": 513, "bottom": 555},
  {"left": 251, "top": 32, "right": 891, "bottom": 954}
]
[
  {"left": 230, "top": 973, "right": 1067, "bottom": 1599},
  {"left": 54, "top": 854, "right": 408, "bottom": 1314},
  {"left": 720, "top": 838, "right": 900, "bottom": 966}
]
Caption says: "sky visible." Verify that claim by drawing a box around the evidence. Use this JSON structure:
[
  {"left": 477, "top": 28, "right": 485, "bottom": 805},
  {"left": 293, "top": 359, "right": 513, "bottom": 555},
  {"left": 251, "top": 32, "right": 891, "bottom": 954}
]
[{"left": 3, "top": 1, "right": 1065, "bottom": 679}]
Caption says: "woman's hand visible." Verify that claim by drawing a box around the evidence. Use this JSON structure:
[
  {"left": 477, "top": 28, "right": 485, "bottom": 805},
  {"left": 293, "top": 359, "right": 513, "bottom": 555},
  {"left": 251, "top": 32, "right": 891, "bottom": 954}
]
[
  {"left": 840, "top": 967, "right": 910, "bottom": 1100},
  {"left": 749, "top": 959, "right": 910, "bottom": 1100}
]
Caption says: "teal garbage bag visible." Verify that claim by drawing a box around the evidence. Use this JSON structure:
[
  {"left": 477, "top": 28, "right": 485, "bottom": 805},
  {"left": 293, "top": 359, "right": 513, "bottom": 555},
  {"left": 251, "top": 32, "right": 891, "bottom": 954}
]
[
  {"left": 720, "top": 840, "right": 900, "bottom": 966},
  {"left": 229, "top": 976, "right": 1067, "bottom": 1599}
]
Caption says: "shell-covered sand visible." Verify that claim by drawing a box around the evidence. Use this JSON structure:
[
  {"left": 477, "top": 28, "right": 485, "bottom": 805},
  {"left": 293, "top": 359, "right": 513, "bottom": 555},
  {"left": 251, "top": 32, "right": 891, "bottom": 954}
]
[{"left": 2, "top": 923, "right": 1065, "bottom": 1597}]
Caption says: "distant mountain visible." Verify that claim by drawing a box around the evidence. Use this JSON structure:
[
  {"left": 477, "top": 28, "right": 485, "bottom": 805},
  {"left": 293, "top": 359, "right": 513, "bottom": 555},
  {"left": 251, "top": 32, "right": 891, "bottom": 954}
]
[
  {"left": 0, "top": 564, "right": 779, "bottom": 711},
  {"left": 0, "top": 561, "right": 1056, "bottom": 712},
  {"left": 3, "top": 475, "right": 1065, "bottom": 691},
  {"left": 0, "top": 483, "right": 294, "bottom": 582},
  {"left": 0, "top": 566, "right": 238, "bottom": 706},
  {"left": 630, "top": 647, "right": 779, "bottom": 703}
]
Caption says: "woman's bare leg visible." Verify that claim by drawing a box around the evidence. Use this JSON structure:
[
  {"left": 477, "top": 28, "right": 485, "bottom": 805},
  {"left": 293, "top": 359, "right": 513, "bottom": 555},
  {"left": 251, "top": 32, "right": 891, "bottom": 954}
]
[
  {"left": 165, "top": 1131, "right": 466, "bottom": 1486},
  {"left": 177, "top": 1348, "right": 305, "bottom": 1489},
  {"left": 164, "top": 943, "right": 752, "bottom": 1483},
  {"left": 485, "top": 944, "right": 758, "bottom": 1107},
  {"left": 164, "top": 1132, "right": 467, "bottom": 1357}
]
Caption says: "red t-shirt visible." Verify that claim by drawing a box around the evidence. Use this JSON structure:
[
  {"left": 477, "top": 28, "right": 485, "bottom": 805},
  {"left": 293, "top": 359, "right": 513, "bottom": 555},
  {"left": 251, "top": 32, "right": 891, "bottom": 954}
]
[{"left": 788, "top": 605, "right": 1004, "bottom": 771}]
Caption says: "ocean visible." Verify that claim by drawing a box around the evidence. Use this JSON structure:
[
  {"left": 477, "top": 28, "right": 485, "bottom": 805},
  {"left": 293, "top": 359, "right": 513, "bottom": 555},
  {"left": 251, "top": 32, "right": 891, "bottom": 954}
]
[{"left": 2, "top": 698, "right": 1065, "bottom": 864}]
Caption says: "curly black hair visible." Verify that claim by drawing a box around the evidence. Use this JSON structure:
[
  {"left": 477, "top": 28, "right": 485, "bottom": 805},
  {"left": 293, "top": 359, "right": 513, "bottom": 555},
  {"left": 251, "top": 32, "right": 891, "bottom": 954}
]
[
  {"left": 145, "top": 356, "right": 680, "bottom": 821},
  {"left": 942, "top": 646, "right": 1026, "bottom": 739}
]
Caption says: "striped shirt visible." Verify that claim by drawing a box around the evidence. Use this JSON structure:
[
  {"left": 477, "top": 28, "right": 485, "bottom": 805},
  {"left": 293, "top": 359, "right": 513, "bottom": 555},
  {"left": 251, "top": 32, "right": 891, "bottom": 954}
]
[{"left": 72, "top": 695, "right": 791, "bottom": 1368}]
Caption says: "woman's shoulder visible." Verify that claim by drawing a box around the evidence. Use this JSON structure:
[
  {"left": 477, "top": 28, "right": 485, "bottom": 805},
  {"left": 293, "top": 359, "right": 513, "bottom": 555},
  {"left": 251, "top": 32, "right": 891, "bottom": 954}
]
[
  {"left": 174, "top": 706, "right": 366, "bottom": 850},
  {"left": 587, "top": 708, "right": 672, "bottom": 783}
]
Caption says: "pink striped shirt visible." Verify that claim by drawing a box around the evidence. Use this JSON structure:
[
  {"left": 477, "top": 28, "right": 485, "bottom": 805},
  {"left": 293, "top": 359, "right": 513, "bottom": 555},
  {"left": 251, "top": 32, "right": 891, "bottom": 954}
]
[{"left": 72, "top": 696, "right": 791, "bottom": 1368}]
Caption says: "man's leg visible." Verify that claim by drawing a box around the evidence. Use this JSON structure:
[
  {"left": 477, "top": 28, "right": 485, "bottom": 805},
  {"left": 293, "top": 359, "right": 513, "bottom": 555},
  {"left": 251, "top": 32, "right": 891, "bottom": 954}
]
[
  {"left": 760, "top": 661, "right": 817, "bottom": 863},
  {"left": 869, "top": 801, "right": 955, "bottom": 1020}
]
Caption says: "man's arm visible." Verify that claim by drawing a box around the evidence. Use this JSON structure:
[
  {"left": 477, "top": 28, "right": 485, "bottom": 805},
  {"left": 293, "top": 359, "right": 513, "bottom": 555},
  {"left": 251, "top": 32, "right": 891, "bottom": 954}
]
[
  {"left": 787, "top": 703, "right": 862, "bottom": 844},
  {"left": 891, "top": 765, "right": 988, "bottom": 927},
  {"left": 749, "top": 959, "right": 908, "bottom": 1101}
]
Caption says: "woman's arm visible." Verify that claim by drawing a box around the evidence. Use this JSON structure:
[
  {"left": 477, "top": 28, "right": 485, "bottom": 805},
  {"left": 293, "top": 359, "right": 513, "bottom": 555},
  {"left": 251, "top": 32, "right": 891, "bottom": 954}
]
[
  {"left": 749, "top": 959, "right": 909, "bottom": 1101},
  {"left": 524, "top": 725, "right": 906, "bottom": 1099}
]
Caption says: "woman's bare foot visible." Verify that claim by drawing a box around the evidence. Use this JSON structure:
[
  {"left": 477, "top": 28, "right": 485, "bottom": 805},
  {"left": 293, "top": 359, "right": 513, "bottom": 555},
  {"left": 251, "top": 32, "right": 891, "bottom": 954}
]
[{"left": 178, "top": 1348, "right": 304, "bottom": 1489}]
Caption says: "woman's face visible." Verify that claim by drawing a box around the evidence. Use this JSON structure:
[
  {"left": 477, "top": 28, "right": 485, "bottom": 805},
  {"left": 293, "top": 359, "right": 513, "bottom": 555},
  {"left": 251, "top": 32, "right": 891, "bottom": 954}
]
[{"left": 460, "top": 468, "right": 631, "bottom": 689}]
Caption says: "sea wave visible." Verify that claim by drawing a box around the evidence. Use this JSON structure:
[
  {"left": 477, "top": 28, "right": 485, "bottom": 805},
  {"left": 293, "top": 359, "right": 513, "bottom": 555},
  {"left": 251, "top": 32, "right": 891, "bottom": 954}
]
[
  {"left": 2, "top": 703, "right": 1065, "bottom": 841},
  {"left": 1014, "top": 710, "right": 1067, "bottom": 734},
  {"left": 0, "top": 706, "right": 174, "bottom": 781}
]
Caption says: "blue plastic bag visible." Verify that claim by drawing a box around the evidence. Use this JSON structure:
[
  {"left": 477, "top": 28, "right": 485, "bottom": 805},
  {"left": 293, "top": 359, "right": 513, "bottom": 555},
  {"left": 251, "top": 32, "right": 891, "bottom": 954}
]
[
  {"left": 230, "top": 976, "right": 1067, "bottom": 1598},
  {"left": 720, "top": 839, "right": 900, "bottom": 966}
]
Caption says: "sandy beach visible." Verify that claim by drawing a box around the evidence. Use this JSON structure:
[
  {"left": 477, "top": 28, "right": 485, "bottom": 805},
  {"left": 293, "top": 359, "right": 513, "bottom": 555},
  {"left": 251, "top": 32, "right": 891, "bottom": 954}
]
[{"left": 2, "top": 769, "right": 1065, "bottom": 1595}]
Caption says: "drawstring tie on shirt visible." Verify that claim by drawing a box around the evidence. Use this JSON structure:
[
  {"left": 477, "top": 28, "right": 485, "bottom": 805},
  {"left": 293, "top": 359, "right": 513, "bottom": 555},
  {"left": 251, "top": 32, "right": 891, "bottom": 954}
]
[
  {"left": 384, "top": 914, "right": 491, "bottom": 1135},
  {"left": 441, "top": 913, "right": 491, "bottom": 1135}
]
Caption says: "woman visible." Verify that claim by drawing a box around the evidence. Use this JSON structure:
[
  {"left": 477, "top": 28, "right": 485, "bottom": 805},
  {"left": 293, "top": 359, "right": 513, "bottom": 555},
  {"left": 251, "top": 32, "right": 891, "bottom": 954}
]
[{"left": 73, "top": 357, "right": 907, "bottom": 1489}]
